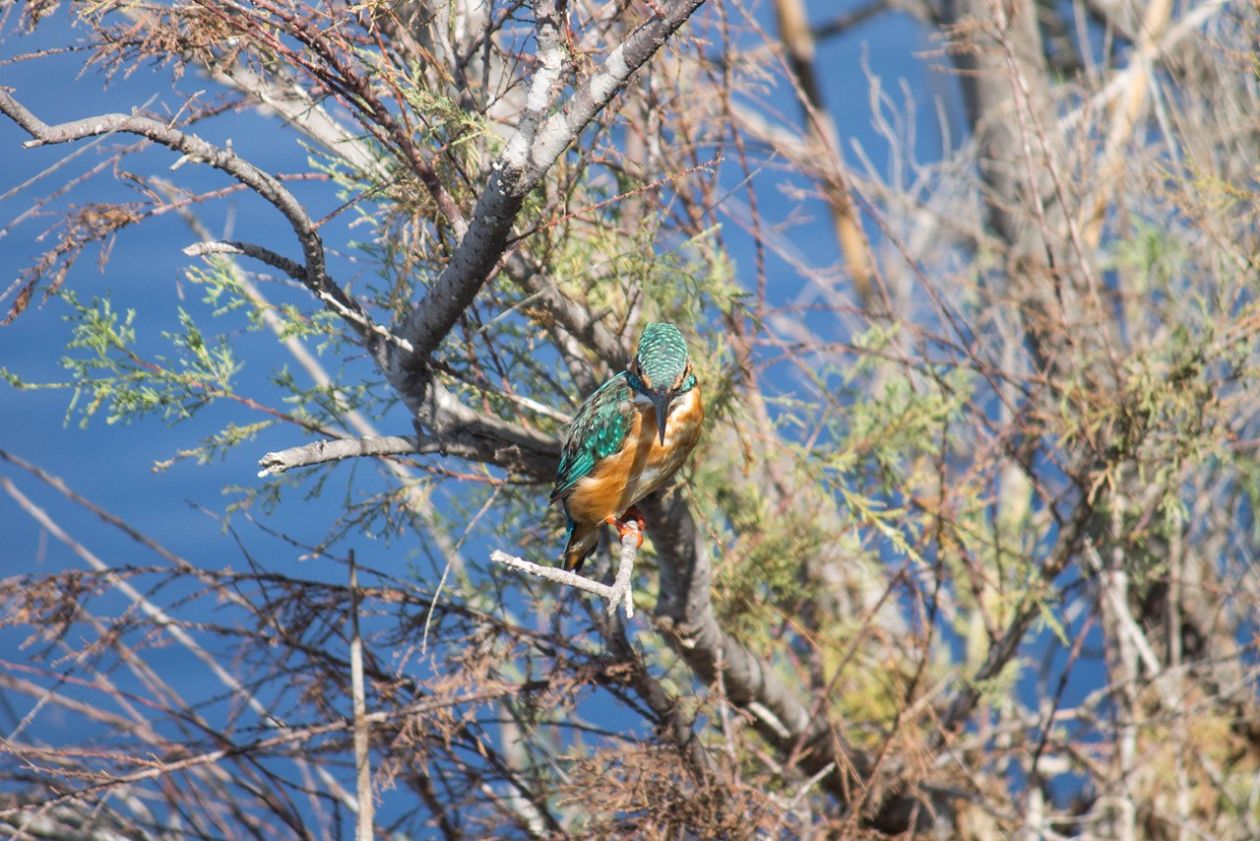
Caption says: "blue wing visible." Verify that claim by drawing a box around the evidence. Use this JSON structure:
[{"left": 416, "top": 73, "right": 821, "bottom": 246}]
[{"left": 550, "top": 372, "right": 635, "bottom": 503}]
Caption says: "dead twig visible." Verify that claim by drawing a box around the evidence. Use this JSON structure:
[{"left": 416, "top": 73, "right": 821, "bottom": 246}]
[
  {"left": 491, "top": 526, "right": 640, "bottom": 618},
  {"left": 348, "top": 551, "right": 374, "bottom": 840}
]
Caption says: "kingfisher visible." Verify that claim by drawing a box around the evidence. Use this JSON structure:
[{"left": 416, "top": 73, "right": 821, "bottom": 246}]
[{"left": 550, "top": 322, "right": 704, "bottom": 573}]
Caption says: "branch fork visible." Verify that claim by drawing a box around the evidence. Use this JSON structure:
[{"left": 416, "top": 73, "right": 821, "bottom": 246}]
[{"left": 490, "top": 526, "right": 640, "bottom": 618}]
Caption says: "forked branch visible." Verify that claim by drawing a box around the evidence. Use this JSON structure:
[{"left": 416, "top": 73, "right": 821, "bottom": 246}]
[
  {"left": 390, "top": 0, "right": 709, "bottom": 374},
  {"left": 491, "top": 526, "right": 640, "bottom": 618}
]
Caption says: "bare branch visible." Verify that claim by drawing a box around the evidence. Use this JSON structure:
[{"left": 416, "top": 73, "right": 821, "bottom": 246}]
[
  {"left": 507, "top": 255, "right": 628, "bottom": 367},
  {"left": 491, "top": 526, "right": 640, "bottom": 618},
  {"left": 257, "top": 436, "right": 418, "bottom": 477},
  {"left": 774, "top": 0, "right": 877, "bottom": 308},
  {"left": 424, "top": 380, "right": 560, "bottom": 476},
  {"left": 0, "top": 475, "right": 362, "bottom": 811},
  {"left": 349, "top": 551, "right": 374, "bottom": 839},
  {"left": 183, "top": 239, "right": 306, "bottom": 283},
  {"left": 813, "top": 0, "right": 892, "bottom": 38},
  {"left": 0, "top": 88, "right": 377, "bottom": 346},
  {"left": 0, "top": 688, "right": 517, "bottom": 823}
]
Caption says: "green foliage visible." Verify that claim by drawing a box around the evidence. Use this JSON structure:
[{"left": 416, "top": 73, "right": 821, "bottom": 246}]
[
  {"left": 151, "top": 420, "right": 275, "bottom": 472},
  {"left": 8, "top": 261, "right": 381, "bottom": 483},
  {"left": 701, "top": 455, "right": 823, "bottom": 645},
  {"left": 56, "top": 293, "right": 239, "bottom": 427},
  {"left": 1109, "top": 218, "right": 1187, "bottom": 295},
  {"left": 187, "top": 259, "right": 343, "bottom": 348}
]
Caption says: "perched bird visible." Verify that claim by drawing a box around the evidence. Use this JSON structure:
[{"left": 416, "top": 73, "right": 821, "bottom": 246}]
[{"left": 550, "top": 322, "right": 704, "bottom": 572}]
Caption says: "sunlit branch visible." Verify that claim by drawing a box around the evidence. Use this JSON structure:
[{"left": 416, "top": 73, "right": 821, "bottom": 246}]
[
  {"left": 257, "top": 435, "right": 419, "bottom": 476},
  {"left": 348, "top": 551, "right": 374, "bottom": 840},
  {"left": 491, "top": 526, "right": 639, "bottom": 619},
  {"left": 391, "top": 0, "right": 709, "bottom": 374}
]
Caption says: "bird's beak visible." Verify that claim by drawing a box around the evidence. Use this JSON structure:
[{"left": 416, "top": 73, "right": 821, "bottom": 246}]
[{"left": 652, "top": 390, "right": 672, "bottom": 446}]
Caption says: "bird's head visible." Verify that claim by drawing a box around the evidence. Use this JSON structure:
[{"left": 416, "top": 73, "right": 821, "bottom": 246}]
[{"left": 627, "top": 322, "right": 696, "bottom": 445}]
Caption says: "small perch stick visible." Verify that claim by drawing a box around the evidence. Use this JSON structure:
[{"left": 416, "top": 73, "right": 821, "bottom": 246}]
[{"left": 490, "top": 525, "right": 639, "bottom": 618}]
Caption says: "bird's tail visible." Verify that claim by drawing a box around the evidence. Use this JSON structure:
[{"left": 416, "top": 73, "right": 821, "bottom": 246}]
[{"left": 562, "top": 519, "right": 599, "bottom": 573}]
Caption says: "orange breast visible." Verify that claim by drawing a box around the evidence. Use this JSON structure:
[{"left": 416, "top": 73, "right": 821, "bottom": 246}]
[{"left": 564, "top": 386, "right": 703, "bottom": 526}]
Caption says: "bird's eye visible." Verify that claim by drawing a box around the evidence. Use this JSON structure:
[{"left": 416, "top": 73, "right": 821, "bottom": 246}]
[
  {"left": 673, "top": 363, "right": 692, "bottom": 392},
  {"left": 631, "top": 359, "right": 650, "bottom": 389}
]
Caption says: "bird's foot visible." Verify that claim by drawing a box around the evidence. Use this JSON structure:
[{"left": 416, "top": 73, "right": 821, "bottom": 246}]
[
  {"left": 621, "top": 505, "right": 646, "bottom": 534},
  {"left": 604, "top": 507, "right": 645, "bottom": 549}
]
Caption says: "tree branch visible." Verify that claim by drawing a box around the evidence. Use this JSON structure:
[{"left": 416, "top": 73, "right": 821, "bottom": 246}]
[
  {"left": 0, "top": 89, "right": 378, "bottom": 349},
  {"left": 183, "top": 240, "right": 411, "bottom": 353},
  {"left": 506, "top": 254, "right": 628, "bottom": 368},
  {"left": 423, "top": 380, "right": 561, "bottom": 477},
  {"left": 774, "top": 0, "right": 877, "bottom": 308},
  {"left": 645, "top": 489, "right": 942, "bottom": 832},
  {"left": 813, "top": 0, "right": 891, "bottom": 38},
  {"left": 257, "top": 389, "right": 564, "bottom": 481},
  {"left": 348, "top": 551, "right": 374, "bottom": 839},
  {"left": 0, "top": 687, "right": 519, "bottom": 823},
  {"left": 258, "top": 436, "right": 420, "bottom": 476},
  {"left": 491, "top": 525, "right": 640, "bottom": 618},
  {"left": 184, "top": 239, "right": 307, "bottom": 281},
  {"left": 389, "top": 0, "right": 708, "bottom": 381},
  {"left": 933, "top": 492, "right": 1093, "bottom": 742}
]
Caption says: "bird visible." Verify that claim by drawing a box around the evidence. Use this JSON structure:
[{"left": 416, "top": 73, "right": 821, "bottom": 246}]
[{"left": 550, "top": 322, "right": 704, "bottom": 573}]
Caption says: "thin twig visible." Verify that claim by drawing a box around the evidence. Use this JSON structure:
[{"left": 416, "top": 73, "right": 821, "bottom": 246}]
[
  {"left": 0, "top": 476, "right": 364, "bottom": 810},
  {"left": 0, "top": 687, "right": 518, "bottom": 822},
  {"left": 348, "top": 551, "right": 374, "bottom": 840}
]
